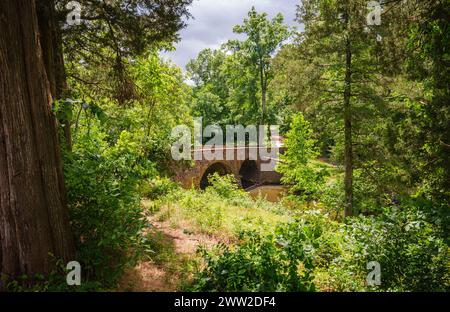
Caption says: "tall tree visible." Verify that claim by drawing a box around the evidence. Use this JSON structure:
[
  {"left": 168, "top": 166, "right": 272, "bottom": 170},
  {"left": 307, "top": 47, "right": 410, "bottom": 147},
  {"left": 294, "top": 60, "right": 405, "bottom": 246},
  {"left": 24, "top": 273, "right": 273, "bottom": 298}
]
[
  {"left": 228, "top": 7, "right": 291, "bottom": 124},
  {"left": 294, "top": 0, "right": 388, "bottom": 216},
  {"left": 341, "top": 7, "right": 354, "bottom": 218},
  {"left": 0, "top": 0, "right": 75, "bottom": 285},
  {"left": 187, "top": 47, "right": 263, "bottom": 126},
  {"left": 187, "top": 49, "right": 231, "bottom": 126},
  {"left": 405, "top": 0, "right": 450, "bottom": 205}
]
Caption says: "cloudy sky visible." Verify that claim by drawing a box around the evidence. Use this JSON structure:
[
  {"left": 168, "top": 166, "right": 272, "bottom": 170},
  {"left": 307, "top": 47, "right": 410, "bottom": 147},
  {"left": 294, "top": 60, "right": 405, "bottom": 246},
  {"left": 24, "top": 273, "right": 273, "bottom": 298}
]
[{"left": 162, "top": 0, "right": 302, "bottom": 70}]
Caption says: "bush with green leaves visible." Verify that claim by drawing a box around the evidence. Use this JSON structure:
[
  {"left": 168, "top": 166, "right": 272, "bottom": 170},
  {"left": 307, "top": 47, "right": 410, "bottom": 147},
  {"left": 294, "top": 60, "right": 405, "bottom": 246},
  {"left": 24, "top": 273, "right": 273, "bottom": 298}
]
[
  {"left": 191, "top": 221, "right": 318, "bottom": 292},
  {"left": 277, "top": 113, "right": 328, "bottom": 201},
  {"left": 64, "top": 115, "right": 155, "bottom": 287},
  {"left": 340, "top": 206, "right": 450, "bottom": 291},
  {"left": 140, "top": 176, "right": 179, "bottom": 200},
  {"left": 205, "top": 173, "right": 250, "bottom": 201},
  {"left": 309, "top": 203, "right": 450, "bottom": 292},
  {"left": 191, "top": 200, "right": 450, "bottom": 292},
  {"left": 319, "top": 170, "right": 388, "bottom": 218}
]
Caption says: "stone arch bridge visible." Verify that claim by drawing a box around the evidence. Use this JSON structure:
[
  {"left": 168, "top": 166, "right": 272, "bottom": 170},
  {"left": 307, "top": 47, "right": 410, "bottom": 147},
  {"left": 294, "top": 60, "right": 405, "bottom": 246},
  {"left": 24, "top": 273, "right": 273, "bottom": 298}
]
[{"left": 175, "top": 146, "right": 285, "bottom": 190}]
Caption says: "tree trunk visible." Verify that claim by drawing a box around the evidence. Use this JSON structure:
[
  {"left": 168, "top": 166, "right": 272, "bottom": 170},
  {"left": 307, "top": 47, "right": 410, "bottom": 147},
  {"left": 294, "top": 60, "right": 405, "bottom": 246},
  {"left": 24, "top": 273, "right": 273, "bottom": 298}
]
[
  {"left": 259, "top": 64, "right": 267, "bottom": 124},
  {"left": 36, "top": 0, "right": 72, "bottom": 151},
  {"left": 343, "top": 34, "right": 354, "bottom": 218},
  {"left": 0, "top": 0, "right": 75, "bottom": 286},
  {"left": 261, "top": 86, "right": 267, "bottom": 124}
]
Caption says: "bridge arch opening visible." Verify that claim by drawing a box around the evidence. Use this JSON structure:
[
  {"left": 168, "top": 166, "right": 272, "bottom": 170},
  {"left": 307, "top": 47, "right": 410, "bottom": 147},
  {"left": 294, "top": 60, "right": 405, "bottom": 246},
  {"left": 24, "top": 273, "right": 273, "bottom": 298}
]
[
  {"left": 200, "top": 162, "right": 233, "bottom": 190},
  {"left": 239, "top": 160, "right": 259, "bottom": 189}
]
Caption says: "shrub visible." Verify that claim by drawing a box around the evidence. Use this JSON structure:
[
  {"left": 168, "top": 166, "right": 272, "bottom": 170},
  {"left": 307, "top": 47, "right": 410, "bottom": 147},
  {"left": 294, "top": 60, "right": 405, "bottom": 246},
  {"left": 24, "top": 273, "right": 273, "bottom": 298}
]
[
  {"left": 64, "top": 124, "right": 152, "bottom": 287},
  {"left": 191, "top": 221, "right": 317, "bottom": 292},
  {"left": 311, "top": 204, "right": 450, "bottom": 291},
  {"left": 190, "top": 203, "right": 450, "bottom": 292},
  {"left": 340, "top": 207, "right": 450, "bottom": 291},
  {"left": 140, "top": 176, "right": 179, "bottom": 200},
  {"left": 277, "top": 113, "right": 328, "bottom": 201},
  {"left": 205, "top": 173, "right": 246, "bottom": 200}
]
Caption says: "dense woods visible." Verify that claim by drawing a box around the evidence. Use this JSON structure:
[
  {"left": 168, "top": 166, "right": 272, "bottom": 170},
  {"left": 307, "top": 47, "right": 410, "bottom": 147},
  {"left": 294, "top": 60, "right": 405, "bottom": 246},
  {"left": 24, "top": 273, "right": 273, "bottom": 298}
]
[{"left": 0, "top": 0, "right": 449, "bottom": 292}]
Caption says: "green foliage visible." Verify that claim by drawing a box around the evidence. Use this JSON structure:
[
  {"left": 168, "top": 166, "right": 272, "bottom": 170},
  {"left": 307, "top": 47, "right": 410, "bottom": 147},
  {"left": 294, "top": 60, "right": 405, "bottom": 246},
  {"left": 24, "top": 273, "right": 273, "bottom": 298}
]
[
  {"left": 64, "top": 109, "right": 155, "bottom": 287},
  {"left": 328, "top": 206, "right": 450, "bottom": 291},
  {"left": 149, "top": 174, "right": 290, "bottom": 238},
  {"left": 405, "top": 0, "right": 450, "bottom": 205},
  {"left": 59, "top": 51, "right": 194, "bottom": 289},
  {"left": 43, "top": 0, "right": 450, "bottom": 293},
  {"left": 191, "top": 223, "right": 316, "bottom": 292},
  {"left": 229, "top": 7, "right": 292, "bottom": 123},
  {"left": 319, "top": 169, "right": 399, "bottom": 217},
  {"left": 70, "top": 53, "right": 192, "bottom": 175},
  {"left": 140, "top": 177, "right": 179, "bottom": 200},
  {"left": 4, "top": 259, "right": 102, "bottom": 292},
  {"left": 62, "top": 0, "right": 193, "bottom": 104},
  {"left": 191, "top": 199, "right": 450, "bottom": 292},
  {"left": 277, "top": 113, "right": 327, "bottom": 201},
  {"left": 187, "top": 8, "right": 291, "bottom": 126},
  {"left": 230, "top": 7, "right": 291, "bottom": 64},
  {"left": 205, "top": 173, "right": 244, "bottom": 199}
]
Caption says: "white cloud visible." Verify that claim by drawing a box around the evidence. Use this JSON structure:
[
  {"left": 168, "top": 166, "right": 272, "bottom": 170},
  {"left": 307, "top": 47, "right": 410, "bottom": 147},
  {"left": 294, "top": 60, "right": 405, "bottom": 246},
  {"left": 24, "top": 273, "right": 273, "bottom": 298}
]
[{"left": 161, "top": 0, "right": 301, "bottom": 70}]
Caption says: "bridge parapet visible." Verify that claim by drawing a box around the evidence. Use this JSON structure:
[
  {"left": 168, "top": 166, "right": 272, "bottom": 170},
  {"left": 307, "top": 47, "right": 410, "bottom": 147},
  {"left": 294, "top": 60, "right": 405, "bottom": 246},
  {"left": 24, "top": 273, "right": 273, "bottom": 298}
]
[{"left": 175, "top": 145, "right": 285, "bottom": 189}]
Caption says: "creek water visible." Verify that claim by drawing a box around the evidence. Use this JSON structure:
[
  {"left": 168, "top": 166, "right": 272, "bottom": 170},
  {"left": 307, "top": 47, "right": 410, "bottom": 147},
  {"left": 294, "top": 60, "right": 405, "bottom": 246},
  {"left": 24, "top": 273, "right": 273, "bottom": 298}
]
[{"left": 247, "top": 185, "right": 286, "bottom": 203}]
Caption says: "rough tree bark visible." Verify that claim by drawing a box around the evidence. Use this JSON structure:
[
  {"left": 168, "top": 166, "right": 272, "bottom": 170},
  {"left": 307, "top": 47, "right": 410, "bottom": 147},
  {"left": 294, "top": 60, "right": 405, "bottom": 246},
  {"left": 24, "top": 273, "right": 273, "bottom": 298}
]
[
  {"left": 0, "top": 0, "right": 75, "bottom": 286},
  {"left": 36, "top": 0, "right": 72, "bottom": 151}
]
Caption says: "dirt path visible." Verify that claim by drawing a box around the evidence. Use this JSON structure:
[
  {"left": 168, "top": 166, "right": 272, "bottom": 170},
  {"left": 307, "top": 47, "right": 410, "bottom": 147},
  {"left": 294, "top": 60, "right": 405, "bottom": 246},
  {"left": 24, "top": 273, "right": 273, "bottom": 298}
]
[
  {"left": 118, "top": 217, "right": 223, "bottom": 291},
  {"left": 151, "top": 219, "right": 223, "bottom": 254}
]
